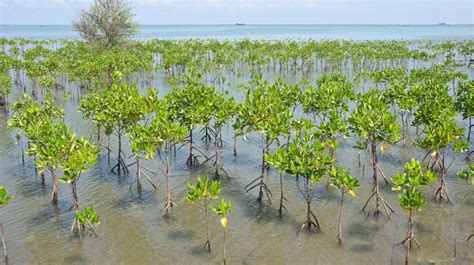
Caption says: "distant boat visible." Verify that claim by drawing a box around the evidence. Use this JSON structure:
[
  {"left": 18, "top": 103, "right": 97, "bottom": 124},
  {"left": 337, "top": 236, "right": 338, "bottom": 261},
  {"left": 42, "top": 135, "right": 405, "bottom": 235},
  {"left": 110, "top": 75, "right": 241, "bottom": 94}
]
[
  {"left": 438, "top": 23, "right": 447, "bottom": 26},
  {"left": 235, "top": 23, "right": 246, "bottom": 26}
]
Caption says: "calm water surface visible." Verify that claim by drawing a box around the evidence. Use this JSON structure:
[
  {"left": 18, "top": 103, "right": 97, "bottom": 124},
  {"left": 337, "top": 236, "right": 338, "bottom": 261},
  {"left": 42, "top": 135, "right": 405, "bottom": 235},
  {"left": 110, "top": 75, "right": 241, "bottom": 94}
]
[{"left": 0, "top": 24, "right": 473, "bottom": 40}]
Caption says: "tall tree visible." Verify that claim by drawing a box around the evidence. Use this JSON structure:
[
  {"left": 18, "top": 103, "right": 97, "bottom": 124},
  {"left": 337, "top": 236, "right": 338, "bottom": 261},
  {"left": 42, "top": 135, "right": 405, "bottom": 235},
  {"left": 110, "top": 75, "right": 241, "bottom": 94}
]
[{"left": 73, "top": 0, "right": 137, "bottom": 49}]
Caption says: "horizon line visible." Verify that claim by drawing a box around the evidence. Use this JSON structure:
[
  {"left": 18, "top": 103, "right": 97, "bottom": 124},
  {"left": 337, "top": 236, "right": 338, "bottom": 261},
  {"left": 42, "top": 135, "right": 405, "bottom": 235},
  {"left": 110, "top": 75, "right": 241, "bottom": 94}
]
[{"left": 1, "top": 23, "right": 473, "bottom": 26}]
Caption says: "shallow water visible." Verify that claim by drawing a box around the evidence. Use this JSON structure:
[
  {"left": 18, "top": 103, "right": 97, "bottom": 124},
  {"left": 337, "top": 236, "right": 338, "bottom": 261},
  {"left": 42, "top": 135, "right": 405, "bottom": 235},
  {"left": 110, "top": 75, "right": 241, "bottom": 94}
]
[{"left": 0, "top": 59, "right": 473, "bottom": 265}]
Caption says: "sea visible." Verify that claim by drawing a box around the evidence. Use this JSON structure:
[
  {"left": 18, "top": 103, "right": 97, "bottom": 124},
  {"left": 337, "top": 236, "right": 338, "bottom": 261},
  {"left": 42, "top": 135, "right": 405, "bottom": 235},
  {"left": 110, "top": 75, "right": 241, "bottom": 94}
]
[{"left": 0, "top": 24, "right": 473, "bottom": 40}]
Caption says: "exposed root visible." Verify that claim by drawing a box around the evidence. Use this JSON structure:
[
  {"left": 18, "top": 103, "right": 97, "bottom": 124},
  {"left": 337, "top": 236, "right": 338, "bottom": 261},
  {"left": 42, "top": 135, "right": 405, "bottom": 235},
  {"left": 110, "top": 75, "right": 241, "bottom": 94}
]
[
  {"left": 299, "top": 208, "right": 320, "bottom": 237},
  {"left": 278, "top": 173, "right": 288, "bottom": 216},
  {"left": 111, "top": 158, "right": 129, "bottom": 176},
  {"left": 245, "top": 175, "right": 272, "bottom": 204},
  {"left": 186, "top": 153, "right": 199, "bottom": 166},
  {"left": 164, "top": 199, "right": 176, "bottom": 218},
  {"left": 467, "top": 234, "right": 474, "bottom": 242},
  {"left": 434, "top": 174, "right": 449, "bottom": 202},
  {"left": 362, "top": 184, "right": 394, "bottom": 218},
  {"left": 336, "top": 230, "right": 343, "bottom": 245},
  {"left": 401, "top": 234, "right": 421, "bottom": 249},
  {"left": 203, "top": 240, "right": 211, "bottom": 252},
  {"left": 200, "top": 126, "right": 214, "bottom": 142}
]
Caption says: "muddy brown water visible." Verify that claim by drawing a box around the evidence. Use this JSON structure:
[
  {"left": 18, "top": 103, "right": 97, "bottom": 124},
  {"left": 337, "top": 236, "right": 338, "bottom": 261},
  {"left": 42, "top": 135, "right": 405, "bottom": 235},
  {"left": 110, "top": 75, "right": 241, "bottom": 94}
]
[{"left": 0, "top": 62, "right": 473, "bottom": 265}]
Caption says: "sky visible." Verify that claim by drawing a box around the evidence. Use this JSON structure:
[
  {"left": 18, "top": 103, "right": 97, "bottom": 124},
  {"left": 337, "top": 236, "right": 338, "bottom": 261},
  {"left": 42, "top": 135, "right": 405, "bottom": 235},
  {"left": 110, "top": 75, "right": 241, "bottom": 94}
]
[{"left": 0, "top": 0, "right": 473, "bottom": 25}]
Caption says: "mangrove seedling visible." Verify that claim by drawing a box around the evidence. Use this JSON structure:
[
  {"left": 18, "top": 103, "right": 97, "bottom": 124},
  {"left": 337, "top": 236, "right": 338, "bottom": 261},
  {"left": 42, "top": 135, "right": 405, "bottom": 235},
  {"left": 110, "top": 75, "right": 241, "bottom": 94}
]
[
  {"left": 454, "top": 81, "right": 473, "bottom": 159},
  {"left": 348, "top": 88, "right": 400, "bottom": 217},
  {"left": 458, "top": 164, "right": 474, "bottom": 241},
  {"left": 75, "top": 207, "right": 100, "bottom": 264},
  {"left": 166, "top": 71, "right": 216, "bottom": 166},
  {"left": 391, "top": 159, "right": 437, "bottom": 265},
  {"left": 127, "top": 123, "right": 160, "bottom": 192},
  {"left": 329, "top": 166, "right": 359, "bottom": 245},
  {"left": 413, "top": 80, "right": 468, "bottom": 201},
  {"left": 187, "top": 176, "right": 221, "bottom": 251},
  {"left": 211, "top": 199, "right": 233, "bottom": 265},
  {"left": 266, "top": 126, "right": 333, "bottom": 233},
  {"left": 234, "top": 77, "right": 292, "bottom": 203},
  {"left": 9, "top": 92, "right": 63, "bottom": 182},
  {"left": 130, "top": 102, "right": 187, "bottom": 217},
  {"left": 417, "top": 112, "right": 468, "bottom": 201},
  {"left": 79, "top": 83, "right": 152, "bottom": 176},
  {"left": 26, "top": 121, "right": 71, "bottom": 205},
  {"left": 0, "top": 186, "right": 12, "bottom": 261},
  {"left": 59, "top": 137, "right": 99, "bottom": 235},
  {"left": 209, "top": 93, "right": 238, "bottom": 178}
]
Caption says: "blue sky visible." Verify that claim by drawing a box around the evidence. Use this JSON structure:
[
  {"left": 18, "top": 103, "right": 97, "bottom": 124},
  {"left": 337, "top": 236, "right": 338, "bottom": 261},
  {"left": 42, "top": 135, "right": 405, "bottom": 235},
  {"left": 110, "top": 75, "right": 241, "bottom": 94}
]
[{"left": 0, "top": 0, "right": 473, "bottom": 25}]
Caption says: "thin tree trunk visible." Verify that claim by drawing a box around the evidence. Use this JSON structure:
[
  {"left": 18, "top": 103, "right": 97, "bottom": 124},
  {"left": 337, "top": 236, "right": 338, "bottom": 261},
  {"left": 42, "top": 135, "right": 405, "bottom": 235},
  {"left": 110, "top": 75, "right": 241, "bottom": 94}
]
[
  {"left": 117, "top": 131, "right": 122, "bottom": 175},
  {"left": 187, "top": 129, "right": 194, "bottom": 165},
  {"left": 372, "top": 141, "right": 380, "bottom": 214},
  {"left": 204, "top": 202, "right": 211, "bottom": 251},
  {"left": 1, "top": 223, "right": 7, "bottom": 261},
  {"left": 468, "top": 118, "right": 472, "bottom": 143},
  {"left": 258, "top": 139, "right": 266, "bottom": 202},
  {"left": 164, "top": 151, "right": 173, "bottom": 217},
  {"left": 405, "top": 209, "right": 414, "bottom": 265},
  {"left": 136, "top": 157, "right": 142, "bottom": 192},
  {"left": 337, "top": 191, "right": 344, "bottom": 245},
  {"left": 223, "top": 227, "right": 227, "bottom": 265},
  {"left": 90, "top": 235, "right": 96, "bottom": 265},
  {"left": 97, "top": 126, "right": 101, "bottom": 144},
  {"left": 70, "top": 181, "right": 81, "bottom": 235},
  {"left": 214, "top": 131, "right": 220, "bottom": 177},
  {"left": 233, "top": 134, "right": 237, "bottom": 156},
  {"left": 50, "top": 168, "right": 59, "bottom": 205},
  {"left": 362, "top": 141, "right": 394, "bottom": 217},
  {"left": 278, "top": 173, "right": 285, "bottom": 216}
]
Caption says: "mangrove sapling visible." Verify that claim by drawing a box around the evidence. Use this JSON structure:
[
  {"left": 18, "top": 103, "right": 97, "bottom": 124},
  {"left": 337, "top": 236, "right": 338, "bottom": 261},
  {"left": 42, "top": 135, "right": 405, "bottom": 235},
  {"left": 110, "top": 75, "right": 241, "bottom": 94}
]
[
  {"left": 457, "top": 164, "right": 474, "bottom": 241},
  {"left": 127, "top": 125, "right": 159, "bottom": 192},
  {"left": 26, "top": 120, "right": 75, "bottom": 205},
  {"left": 276, "top": 118, "right": 315, "bottom": 215},
  {"left": 166, "top": 72, "right": 216, "bottom": 166},
  {"left": 319, "top": 110, "right": 349, "bottom": 164},
  {"left": 417, "top": 112, "right": 468, "bottom": 201},
  {"left": 209, "top": 93, "right": 238, "bottom": 178},
  {"left": 301, "top": 74, "right": 352, "bottom": 188},
  {"left": 75, "top": 207, "right": 100, "bottom": 264},
  {"left": 391, "top": 159, "right": 437, "bottom": 265},
  {"left": 454, "top": 81, "right": 473, "bottom": 159},
  {"left": 59, "top": 137, "right": 99, "bottom": 235},
  {"left": 0, "top": 73, "right": 12, "bottom": 113},
  {"left": 376, "top": 69, "right": 417, "bottom": 143},
  {"left": 329, "top": 166, "right": 360, "bottom": 245},
  {"left": 266, "top": 126, "right": 333, "bottom": 233},
  {"left": 79, "top": 83, "right": 153, "bottom": 176},
  {"left": 301, "top": 73, "right": 353, "bottom": 126},
  {"left": 233, "top": 78, "right": 292, "bottom": 203},
  {"left": 187, "top": 176, "right": 221, "bottom": 251},
  {"left": 0, "top": 186, "right": 12, "bottom": 261},
  {"left": 8, "top": 93, "right": 63, "bottom": 175},
  {"left": 131, "top": 103, "right": 187, "bottom": 217},
  {"left": 348, "top": 89, "right": 400, "bottom": 217},
  {"left": 211, "top": 199, "right": 232, "bottom": 265}
]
